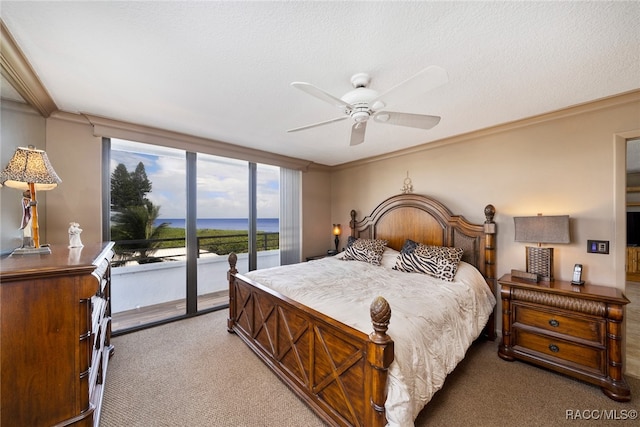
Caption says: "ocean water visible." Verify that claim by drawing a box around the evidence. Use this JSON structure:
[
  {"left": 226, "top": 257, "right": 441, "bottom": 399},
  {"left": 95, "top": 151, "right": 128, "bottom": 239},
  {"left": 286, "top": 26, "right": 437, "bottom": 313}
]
[{"left": 155, "top": 218, "right": 279, "bottom": 233}]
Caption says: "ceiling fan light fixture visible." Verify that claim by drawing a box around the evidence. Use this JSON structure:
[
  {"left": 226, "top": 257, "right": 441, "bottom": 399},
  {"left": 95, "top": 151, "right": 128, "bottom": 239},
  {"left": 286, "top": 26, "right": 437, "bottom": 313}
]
[
  {"left": 352, "top": 110, "right": 370, "bottom": 123},
  {"left": 375, "top": 113, "right": 390, "bottom": 122},
  {"left": 341, "top": 87, "right": 378, "bottom": 105},
  {"left": 371, "top": 100, "right": 385, "bottom": 110}
]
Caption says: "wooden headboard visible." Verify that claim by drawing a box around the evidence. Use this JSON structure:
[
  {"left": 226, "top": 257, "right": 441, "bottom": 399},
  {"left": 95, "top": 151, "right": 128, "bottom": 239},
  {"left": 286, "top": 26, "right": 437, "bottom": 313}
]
[{"left": 349, "top": 193, "right": 496, "bottom": 284}]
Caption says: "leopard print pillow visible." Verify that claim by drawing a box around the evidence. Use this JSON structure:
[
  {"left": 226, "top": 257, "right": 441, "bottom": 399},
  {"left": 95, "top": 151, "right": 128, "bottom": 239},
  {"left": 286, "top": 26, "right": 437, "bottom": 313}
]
[
  {"left": 342, "top": 237, "right": 388, "bottom": 265},
  {"left": 393, "top": 239, "right": 463, "bottom": 281}
]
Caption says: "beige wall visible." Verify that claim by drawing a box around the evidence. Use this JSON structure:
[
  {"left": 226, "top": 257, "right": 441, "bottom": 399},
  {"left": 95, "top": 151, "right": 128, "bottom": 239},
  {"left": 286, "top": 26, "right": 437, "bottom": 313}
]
[
  {"left": 45, "top": 113, "right": 104, "bottom": 246},
  {"left": 331, "top": 94, "right": 640, "bottom": 290},
  {"left": 0, "top": 108, "right": 103, "bottom": 252},
  {"left": 301, "top": 167, "right": 332, "bottom": 258}
]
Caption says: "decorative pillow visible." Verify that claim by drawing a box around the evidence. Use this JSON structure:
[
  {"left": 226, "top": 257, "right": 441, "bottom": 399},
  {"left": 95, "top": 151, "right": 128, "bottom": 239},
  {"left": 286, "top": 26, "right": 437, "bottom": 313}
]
[
  {"left": 393, "top": 239, "right": 463, "bottom": 281},
  {"left": 380, "top": 247, "right": 401, "bottom": 269},
  {"left": 342, "top": 237, "right": 388, "bottom": 265}
]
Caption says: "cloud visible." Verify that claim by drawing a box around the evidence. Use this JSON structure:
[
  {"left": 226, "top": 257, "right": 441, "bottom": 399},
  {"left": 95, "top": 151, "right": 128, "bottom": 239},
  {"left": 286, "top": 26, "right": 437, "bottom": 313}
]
[{"left": 110, "top": 140, "right": 279, "bottom": 218}]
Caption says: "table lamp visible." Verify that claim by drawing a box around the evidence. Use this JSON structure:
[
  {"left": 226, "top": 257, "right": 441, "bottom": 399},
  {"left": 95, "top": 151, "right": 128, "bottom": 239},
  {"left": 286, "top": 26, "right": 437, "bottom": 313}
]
[
  {"left": 1, "top": 145, "right": 62, "bottom": 255},
  {"left": 514, "top": 214, "right": 570, "bottom": 281},
  {"left": 332, "top": 224, "right": 341, "bottom": 254}
]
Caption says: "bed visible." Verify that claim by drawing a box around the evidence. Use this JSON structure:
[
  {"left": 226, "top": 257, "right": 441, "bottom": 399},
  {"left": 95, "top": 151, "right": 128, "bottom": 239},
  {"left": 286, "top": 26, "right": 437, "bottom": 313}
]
[{"left": 226, "top": 193, "right": 497, "bottom": 426}]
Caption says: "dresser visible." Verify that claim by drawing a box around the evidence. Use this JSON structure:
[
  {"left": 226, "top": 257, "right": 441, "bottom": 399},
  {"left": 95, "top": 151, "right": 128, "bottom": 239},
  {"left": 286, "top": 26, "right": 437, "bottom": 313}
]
[
  {"left": 1, "top": 242, "right": 115, "bottom": 426},
  {"left": 498, "top": 274, "right": 630, "bottom": 401}
]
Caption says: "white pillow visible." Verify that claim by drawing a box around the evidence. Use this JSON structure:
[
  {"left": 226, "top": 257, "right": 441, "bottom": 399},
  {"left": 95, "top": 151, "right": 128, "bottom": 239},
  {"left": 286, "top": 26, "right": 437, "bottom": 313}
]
[{"left": 380, "top": 247, "right": 401, "bottom": 269}]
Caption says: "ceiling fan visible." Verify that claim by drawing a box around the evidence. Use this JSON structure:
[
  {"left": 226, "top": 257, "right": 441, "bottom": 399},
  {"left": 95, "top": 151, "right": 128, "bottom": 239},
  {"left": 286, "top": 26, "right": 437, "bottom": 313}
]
[{"left": 287, "top": 66, "right": 448, "bottom": 146}]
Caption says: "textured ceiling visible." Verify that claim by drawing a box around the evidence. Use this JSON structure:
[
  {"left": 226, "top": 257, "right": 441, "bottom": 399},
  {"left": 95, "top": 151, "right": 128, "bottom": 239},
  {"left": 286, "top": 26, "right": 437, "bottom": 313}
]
[{"left": 1, "top": 1, "right": 639, "bottom": 166}]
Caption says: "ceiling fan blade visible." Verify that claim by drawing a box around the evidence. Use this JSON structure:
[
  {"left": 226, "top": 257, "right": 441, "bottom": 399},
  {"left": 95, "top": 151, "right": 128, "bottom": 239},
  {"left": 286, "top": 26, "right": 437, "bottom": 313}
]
[
  {"left": 291, "top": 82, "right": 353, "bottom": 109},
  {"left": 371, "top": 66, "right": 448, "bottom": 109},
  {"left": 373, "top": 111, "right": 441, "bottom": 129},
  {"left": 350, "top": 122, "right": 367, "bottom": 146},
  {"left": 287, "top": 116, "right": 349, "bottom": 133}
]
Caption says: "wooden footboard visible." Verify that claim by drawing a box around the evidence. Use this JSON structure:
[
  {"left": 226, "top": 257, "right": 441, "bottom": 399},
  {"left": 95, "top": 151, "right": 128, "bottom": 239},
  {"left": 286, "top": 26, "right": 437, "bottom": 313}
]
[{"left": 227, "top": 253, "right": 393, "bottom": 427}]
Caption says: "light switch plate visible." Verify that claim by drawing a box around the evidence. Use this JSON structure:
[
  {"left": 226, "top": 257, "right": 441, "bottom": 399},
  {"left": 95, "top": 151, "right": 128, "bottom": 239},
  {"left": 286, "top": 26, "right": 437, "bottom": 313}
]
[{"left": 587, "top": 240, "right": 609, "bottom": 254}]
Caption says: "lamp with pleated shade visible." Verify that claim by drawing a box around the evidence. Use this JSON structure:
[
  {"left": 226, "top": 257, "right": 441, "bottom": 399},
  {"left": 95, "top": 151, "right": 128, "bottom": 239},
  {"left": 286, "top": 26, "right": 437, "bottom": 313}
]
[{"left": 1, "top": 145, "right": 62, "bottom": 255}]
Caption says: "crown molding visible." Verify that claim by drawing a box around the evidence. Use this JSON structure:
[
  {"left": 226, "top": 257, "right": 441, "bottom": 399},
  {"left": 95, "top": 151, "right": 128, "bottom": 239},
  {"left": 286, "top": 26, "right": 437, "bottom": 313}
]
[
  {"left": 51, "top": 110, "right": 328, "bottom": 171},
  {"left": 332, "top": 89, "right": 640, "bottom": 170},
  {"left": 83, "top": 113, "right": 316, "bottom": 172},
  {"left": 0, "top": 19, "right": 57, "bottom": 118},
  {"left": 0, "top": 98, "right": 42, "bottom": 116}
]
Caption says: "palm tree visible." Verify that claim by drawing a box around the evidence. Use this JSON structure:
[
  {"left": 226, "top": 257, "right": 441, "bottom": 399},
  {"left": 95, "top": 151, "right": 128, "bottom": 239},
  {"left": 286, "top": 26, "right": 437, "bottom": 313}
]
[{"left": 111, "top": 203, "right": 169, "bottom": 264}]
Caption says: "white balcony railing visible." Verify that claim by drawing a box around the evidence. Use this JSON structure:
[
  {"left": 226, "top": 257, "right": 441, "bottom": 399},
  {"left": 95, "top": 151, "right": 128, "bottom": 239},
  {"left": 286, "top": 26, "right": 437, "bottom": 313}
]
[{"left": 110, "top": 250, "right": 280, "bottom": 313}]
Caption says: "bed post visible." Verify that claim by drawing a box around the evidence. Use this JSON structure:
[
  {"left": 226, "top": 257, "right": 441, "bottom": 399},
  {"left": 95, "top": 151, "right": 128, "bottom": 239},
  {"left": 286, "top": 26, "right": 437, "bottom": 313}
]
[
  {"left": 483, "top": 204, "right": 497, "bottom": 340},
  {"left": 350, "top": 209, "right": 357, "bottom": 238},
  {"left": 227, "top": 252, "right": 238, "bottom": 333},
  {"left": 366, "top": 296, "right": 394, "bottom": 427}
]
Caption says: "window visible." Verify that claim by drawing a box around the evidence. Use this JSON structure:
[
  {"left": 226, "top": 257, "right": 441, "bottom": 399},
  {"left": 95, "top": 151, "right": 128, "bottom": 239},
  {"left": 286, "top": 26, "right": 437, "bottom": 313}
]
[
  {"left": 105, "top": 138, "right": 289, "bottom": 333},
  {"left": 256, "top": 163, "right": 280, "bottom": 269},
  {"left": 109, "top": 139, "right": 187, "bottom": 331},
  {"left": 195, "top": 154, "right": 249, "bottom": 310}
]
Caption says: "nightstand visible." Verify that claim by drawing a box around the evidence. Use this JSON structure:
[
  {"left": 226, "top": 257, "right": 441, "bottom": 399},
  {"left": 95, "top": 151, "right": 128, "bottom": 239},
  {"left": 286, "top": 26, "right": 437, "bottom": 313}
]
[
  {"left": 306, "top": 250, "right": 339, "bottom": 262},
  {"left": 306, "top": 254, "right": 327, "bottom": 261},
  {"left": 498, "top": 274, "right": 631, "bottom": 401}
]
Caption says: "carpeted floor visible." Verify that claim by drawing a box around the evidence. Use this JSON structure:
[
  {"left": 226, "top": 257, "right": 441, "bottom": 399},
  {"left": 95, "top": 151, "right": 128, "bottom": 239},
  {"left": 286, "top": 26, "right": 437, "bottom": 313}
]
[{"left": 101, "top": 309, "right": 639, "bottom": 426}]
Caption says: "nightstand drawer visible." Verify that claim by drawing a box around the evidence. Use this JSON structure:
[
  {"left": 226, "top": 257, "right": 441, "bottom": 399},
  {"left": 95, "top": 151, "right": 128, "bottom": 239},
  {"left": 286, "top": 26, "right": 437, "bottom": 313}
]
[
  {"left": 514, "top": 328, "right": 605, "bottom": 373},
  {"left": 513, "top": 303, "right": 605, "bottom": 345}
]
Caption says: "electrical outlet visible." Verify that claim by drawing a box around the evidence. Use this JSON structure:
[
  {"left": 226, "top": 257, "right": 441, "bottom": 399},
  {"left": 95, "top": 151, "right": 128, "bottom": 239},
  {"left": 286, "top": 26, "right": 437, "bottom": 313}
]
[{"left": 587, "top": 240, "right": 609, "bottom": 254}]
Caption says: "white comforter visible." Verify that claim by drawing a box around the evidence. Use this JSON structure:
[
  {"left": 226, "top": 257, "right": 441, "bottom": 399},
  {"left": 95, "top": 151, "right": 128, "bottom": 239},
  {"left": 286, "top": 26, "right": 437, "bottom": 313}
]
[{"left": 243, "top": 253, "right": 496, "bottom": 427}]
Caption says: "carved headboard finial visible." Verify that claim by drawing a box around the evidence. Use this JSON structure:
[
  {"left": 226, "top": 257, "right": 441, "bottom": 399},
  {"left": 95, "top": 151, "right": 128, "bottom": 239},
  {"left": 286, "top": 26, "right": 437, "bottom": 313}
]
[
  {"left": 484, "top": 204, "right": 495, "bottom": 223},
  {"left": 350, "top": 209, "right": 357, "bottom": 230},
  {"left": 483, "top": 204, "right": 496, "bottom": 235}
]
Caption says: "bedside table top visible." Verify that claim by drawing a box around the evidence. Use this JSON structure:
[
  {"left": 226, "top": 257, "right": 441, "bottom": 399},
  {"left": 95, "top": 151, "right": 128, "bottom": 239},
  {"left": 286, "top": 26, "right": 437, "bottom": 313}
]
[
  {"left": 306, "top": 254, "right": 329, "bottom": 261},
  {"left": 498, "top": 274, "right": 629, "bottom": 305}
]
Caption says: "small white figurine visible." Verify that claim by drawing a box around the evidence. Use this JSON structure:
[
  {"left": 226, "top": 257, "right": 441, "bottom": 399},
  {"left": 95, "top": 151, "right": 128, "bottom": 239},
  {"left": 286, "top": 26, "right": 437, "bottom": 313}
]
[{"left": 68, "top": 222, "right": 84, "bottom": 248}]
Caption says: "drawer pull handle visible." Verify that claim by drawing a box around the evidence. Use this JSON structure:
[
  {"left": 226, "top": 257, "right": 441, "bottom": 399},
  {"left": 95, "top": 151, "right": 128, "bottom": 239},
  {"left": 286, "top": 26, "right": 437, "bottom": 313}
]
[
  {"left": 549, "top": 319, "right": 559, "bottom": 327},
  {"left": 549, "top": 344, "right": 560, "bottom": 353}
]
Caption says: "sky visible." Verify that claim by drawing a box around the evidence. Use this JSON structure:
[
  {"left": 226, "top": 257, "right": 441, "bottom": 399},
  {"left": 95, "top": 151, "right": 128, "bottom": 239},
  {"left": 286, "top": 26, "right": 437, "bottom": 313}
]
[{"left": 110, "top": 139, "right": 279, "bottom": 219}]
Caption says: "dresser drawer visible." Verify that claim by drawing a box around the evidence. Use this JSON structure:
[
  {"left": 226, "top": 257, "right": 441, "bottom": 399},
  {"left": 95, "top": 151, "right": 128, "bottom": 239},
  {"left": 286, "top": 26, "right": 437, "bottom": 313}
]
[
  {"left": 514, "top": 328, "right": 605, "bottom": 374},
  {"left": 513, "top": 303, "right": 605, "bottom": 345}
]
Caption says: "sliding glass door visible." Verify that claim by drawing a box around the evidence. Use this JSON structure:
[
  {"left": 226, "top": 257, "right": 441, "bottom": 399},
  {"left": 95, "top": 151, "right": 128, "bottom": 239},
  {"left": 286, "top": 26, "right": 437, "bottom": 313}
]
[
  {"left": 256, "top": 163, "right": 280, "bottom": 269},
  {"left": 109, "top": 139, "right": 187, "bottom": 331},
  {"left": 106, "top": 138, "right": 284, "bottom": 332},
  {"left": 195, "top": 154, "right": 249, "bottom": 310}
]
